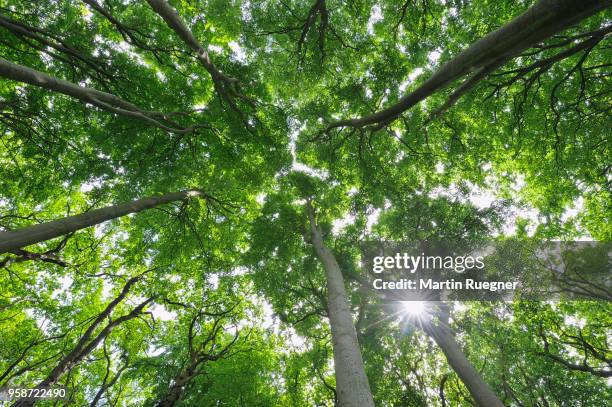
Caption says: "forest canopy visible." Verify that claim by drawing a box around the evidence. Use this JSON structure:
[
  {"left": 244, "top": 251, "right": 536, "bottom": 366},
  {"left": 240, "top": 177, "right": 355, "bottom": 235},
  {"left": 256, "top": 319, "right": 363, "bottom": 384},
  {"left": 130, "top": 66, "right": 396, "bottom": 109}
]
[{"left": 0, "top": 0, "right": 610, "bottom": 406}]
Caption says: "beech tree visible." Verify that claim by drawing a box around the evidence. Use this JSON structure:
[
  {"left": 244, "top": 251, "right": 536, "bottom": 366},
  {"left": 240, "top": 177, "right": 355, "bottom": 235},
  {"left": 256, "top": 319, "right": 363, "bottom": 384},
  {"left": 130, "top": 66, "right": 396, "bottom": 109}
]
[
  {"left": 1, "top": 0, "right": 610, "bottom": 406},
  {"left": 0, "top": 190, "right": 219, "bottom": 253}
]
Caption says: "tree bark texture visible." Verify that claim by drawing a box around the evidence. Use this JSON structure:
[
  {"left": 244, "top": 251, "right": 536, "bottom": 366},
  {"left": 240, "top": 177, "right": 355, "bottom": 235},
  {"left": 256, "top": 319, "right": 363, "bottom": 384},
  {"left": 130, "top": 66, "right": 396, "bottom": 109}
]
[
  {"left": 328, "top": 0, "right": 612, "bottom": 129},
  {"left": 306, "top": 201, "right": 375, "bottom": 407},
  {"left": 0, "top": 190, "right": 208, "bottom": 253},
  {"left": 425, "top": 322, "right": 504, "bottom": 407}
]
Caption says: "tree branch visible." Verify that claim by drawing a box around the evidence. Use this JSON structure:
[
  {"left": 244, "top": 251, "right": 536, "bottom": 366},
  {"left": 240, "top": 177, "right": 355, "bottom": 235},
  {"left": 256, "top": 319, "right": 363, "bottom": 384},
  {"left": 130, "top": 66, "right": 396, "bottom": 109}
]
[{"left": 324, "top": 0, "right": 611, "bottom": 131}]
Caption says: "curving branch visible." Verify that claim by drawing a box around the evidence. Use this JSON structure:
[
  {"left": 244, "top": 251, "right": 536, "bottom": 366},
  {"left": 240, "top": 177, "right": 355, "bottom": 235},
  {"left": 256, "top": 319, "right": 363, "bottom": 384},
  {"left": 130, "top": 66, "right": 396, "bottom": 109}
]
[
  {"left": 0, "top": 13, "right": 120, "bottom": 91},
  {"left": 324, "top": 0, "right": 611, "bottom": 131},
  {"left": 296, "top": 0, "right": 328, "bottom": 65},
  {"left": 0, "top": 58, "right": 206, "bottom": 133},
  {"left": 0, "top": 248, "right": 69, "bottom": 268},
  {"left": 485, "top": 25, "right": 612, "bottom": 100},
  {"left": 439, "top": 374, "right": 449, "bottom": 407},
  {"left": 393, "top": 0, "right": 433, "bottom": 40},
  {"left": 90, "top": 340, "right": 129, "bottom": 407},
  {"left": 153, "top": 306, "right": 242, "bottom": 407},
  {"left": 0, "top": 331, "right": 68, "bottom": 385},
  {"left": 250, "top": 0, "right": 352, "bottom": 65},
  {"left": 145, "top": 0, "right": 251, "bottom": 119},
  {"left": 12, "top": 274, "right": 154, "bottom": 407},
  {"left": 0, "top": 190, "right": 217, "bottom": 253},
  {"left": 81, "top": 0, "right": 190, "bottom": 69},
  {"left": 538, "top": 321, "right": 612, "bottom": 378}
]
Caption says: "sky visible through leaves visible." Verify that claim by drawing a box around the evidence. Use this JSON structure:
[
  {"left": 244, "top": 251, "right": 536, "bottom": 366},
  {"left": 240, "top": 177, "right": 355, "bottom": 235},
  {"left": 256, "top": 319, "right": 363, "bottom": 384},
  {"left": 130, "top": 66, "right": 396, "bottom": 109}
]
[{"left": 0, "top": 0, "right": 610, "bottom": 406}]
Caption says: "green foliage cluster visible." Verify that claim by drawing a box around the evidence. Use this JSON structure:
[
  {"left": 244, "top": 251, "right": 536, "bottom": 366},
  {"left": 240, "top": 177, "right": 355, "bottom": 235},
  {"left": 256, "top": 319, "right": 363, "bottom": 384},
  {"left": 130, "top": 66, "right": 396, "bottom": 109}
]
[{"left": 0, "top": 0, "right": 610, "bottom": 406}]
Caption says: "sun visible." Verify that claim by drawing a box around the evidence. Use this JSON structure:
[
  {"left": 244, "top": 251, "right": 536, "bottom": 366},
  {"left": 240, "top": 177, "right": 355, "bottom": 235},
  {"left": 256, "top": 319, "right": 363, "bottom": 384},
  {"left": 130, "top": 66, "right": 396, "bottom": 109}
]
[{"left": 400, "top": 301, "right": 428, "bottom": 317}]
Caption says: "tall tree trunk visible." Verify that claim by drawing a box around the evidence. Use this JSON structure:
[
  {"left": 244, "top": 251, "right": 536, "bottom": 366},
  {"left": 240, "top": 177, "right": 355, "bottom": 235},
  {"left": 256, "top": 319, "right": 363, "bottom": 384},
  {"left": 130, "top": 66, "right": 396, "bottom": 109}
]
[
  {"left": 155, "top": 371, "right": 193, "bottom": 407},
  {"left": 327, "top": 0, "right": 611, "bottom": 129},
  {"left": 306, "top": 201, "right": 375, "bottom": 407},
  {"left": 340, "top": 270, "right": 505, "bottom": 406},
  {"left": 424, "top": 322, "right": 504, "bottom": 407},
  {"left": 0, "top": 190, "right": 209, "bottom": 253}
]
